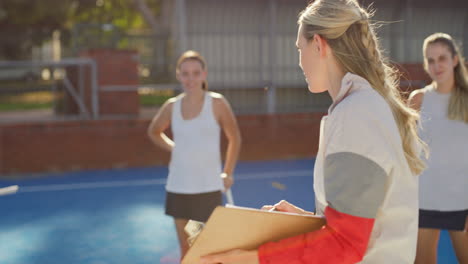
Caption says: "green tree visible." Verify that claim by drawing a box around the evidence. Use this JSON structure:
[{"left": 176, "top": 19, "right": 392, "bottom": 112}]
[{"left": 0, "top": 0, "right": 162, "bottom": 60}]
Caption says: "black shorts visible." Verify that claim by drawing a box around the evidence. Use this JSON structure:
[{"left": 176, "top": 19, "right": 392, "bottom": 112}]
[
  {"left": 419, "top": 209, "right": 468, "bottom": 231},
  {"left": 165, "top": 190, "right": 222, "bottom": 222}
]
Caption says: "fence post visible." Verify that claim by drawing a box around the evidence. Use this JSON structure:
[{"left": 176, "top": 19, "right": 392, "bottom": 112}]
[
  {"left": 80, "top": 49, "right": 140, "bottom": 117},
  {"left": 267, "top": 0, "right": 277, "bottom": 114},
  {"left": 175, "top": 0, "right": 188, "bottom": 55}
]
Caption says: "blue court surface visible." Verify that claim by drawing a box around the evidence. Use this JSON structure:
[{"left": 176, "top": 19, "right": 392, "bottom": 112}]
[{"left": 0, "top": 159, "right": 458, "bottom": 264}]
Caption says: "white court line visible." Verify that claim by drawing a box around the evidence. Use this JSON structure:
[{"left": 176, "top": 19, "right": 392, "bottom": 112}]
[
  {"left": 18, "top": 179, "right": 167, "bottom": 193},
  {"left": 237, "top": 170, "right": 311, "bottom": 180},
  {"left": 0, "top": 185, "right": 19, "bottom": 196},
  {"left": 15, "top": 170, "right": 312, "bottom": 193}
]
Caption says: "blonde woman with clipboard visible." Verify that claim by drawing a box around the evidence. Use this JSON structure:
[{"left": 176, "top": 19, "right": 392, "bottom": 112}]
[{"left": 200, "top": 0, "right": 426, "bottom": 263}]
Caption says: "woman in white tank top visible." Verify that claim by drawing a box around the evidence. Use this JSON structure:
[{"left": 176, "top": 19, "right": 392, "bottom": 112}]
[
  {"left": 147, "top": 50, "right": 241, "bottom": 260},
  {"left": 409, "top": 33, "right": 468, "bottom": 264}
]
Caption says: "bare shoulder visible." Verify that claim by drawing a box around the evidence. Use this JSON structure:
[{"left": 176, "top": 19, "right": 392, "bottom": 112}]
[
  {"left": 148, "top": 96, "right": 179, "bottom": 132},
  {"left": 209, "top": 92, "right": 229, "bottom": 107},
  {"left": 408, "top": 89, "right": 424, "bottom": 103},
  {"left": 165, "top": 96, "right": 178, "bottom": 106},
  {"left": 209, "top": 91, "right": 225, "bottom": 100},
  {"left": 163, "top": 96, "right": 177, "bottom": 108},
  {"left": 408, "top": 86, "right": 431, "bottom": 111},
  {"left": 156, "top": 96, "right": 179, "bottom": 116},
  {"left": 209, "top": 92, "right": 235, "bottom": 123}
]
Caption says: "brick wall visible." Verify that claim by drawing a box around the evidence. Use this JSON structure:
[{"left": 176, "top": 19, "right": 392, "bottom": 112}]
[
  {"left": 0, "top": 113, "right": 325, "bottom": 176},
  {"left": 0, "top": 63, "right": 433, "bottom": 176},
  {"left": 63, "top": 49, "right": 140, "bottom": 117},
  {"left": 81, "top": 49, "right": 140, "bottom": 116}
]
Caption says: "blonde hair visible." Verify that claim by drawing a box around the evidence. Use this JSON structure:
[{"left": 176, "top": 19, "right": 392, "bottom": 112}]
[
  {"left": 176, "top": 50, "right": 208, "bottom": 90},
  {"left": 423, "top": 33, "right": 468, "bottom": 123},
  {"left": 298, "top": 0, "right": 426, "bottom": 175}
]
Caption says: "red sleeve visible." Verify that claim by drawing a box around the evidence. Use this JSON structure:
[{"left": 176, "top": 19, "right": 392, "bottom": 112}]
[{"left": 257, "top": 206, "right": 375, "bottom": 264}]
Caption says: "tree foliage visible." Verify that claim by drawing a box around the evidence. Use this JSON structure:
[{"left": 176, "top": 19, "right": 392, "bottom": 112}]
[{"left": 0, "top": 0, "right": 161, "bottom": 60}]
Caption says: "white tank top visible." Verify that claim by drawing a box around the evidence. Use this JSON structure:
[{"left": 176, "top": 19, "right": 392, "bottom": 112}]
[
  {"left": 165, "top": 92, "right": 224, "bottom": 194},
  {"left": 419, "top": 86, "right": 468, "bottom": 211}
]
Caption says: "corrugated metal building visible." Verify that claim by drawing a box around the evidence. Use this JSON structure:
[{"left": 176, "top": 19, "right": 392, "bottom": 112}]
[{"left": 169, "top": 0, "right": 468, "bottom": 113}]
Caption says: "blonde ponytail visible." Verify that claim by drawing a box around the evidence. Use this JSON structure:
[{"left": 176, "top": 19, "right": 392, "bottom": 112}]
[{"left": 299, "top": 0, "right": 426, "bottom": 175}]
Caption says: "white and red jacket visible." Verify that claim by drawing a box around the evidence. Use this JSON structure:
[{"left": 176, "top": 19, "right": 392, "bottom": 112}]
[{"left": 258, "top": 73, "right": 419, "bottom": 263}]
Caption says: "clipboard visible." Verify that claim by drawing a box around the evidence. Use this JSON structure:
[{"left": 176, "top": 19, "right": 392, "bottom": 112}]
[{"left": 182, "top": 205, "right": 326, "bottom": 264}]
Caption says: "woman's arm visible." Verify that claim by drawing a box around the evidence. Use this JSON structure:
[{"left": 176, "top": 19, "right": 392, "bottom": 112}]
[
  {"left": 200, "top": 199, "right": 374, "bottom": 264},
  {"left": 256, "top": 104, "right": 392, "bottom": 264},
  {"left": 408, "top": 89, "right": 425, "bottom": 111},
  {"left": 201, "top": 154, "right": 382, "bottom": 264},
  {"left": 213, "top": 96, "right": 242, "bottom": 189},
  {"left": 202, "top": 108, "right": 390, "bottom": 264},
  {"left": 147, "top": 99, "right": 175, "bottom": 152}
]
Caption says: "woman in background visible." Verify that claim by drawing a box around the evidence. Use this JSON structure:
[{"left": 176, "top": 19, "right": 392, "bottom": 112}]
[
  {"left": 148, "top": 50, "right": 241, "bottom": 259},
  {"left": 409, "top": 33, "right": 468, "bottom": 264}
]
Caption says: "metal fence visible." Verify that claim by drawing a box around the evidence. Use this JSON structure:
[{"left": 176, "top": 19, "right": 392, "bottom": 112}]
[
  {"left": 1, "top": 0, "right": 467, "bottom": 119},
  {"left": 70, "top": 23, "right": 173, "bottom": 85},
  {"left": 0, "top": 59, "right": 98, "bottom": 122}
]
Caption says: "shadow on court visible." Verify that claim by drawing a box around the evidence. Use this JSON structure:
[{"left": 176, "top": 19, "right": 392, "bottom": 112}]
[{"left": 0, "top": 159, "right": 458, "bottom": 264}]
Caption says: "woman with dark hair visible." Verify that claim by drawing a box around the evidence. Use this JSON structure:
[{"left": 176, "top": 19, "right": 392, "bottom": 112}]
[{"left": 148, "top": 50, "right": 241, "bottom": 260}]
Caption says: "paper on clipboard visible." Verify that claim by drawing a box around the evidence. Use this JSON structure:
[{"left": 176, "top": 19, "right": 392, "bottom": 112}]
[{"left": 182, "top": 205, "right": 326, "bottom": 264}]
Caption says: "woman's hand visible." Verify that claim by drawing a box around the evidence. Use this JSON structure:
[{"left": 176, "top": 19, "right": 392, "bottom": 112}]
[
  {"left": 200, "top": 249, "right": 259, "bottom": 264},
  {"left": 221, "top": 173, "right": 234, "bottom": 190},
  {"left": 261, "top": 200, "right": 315, "bottom": 216}
]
